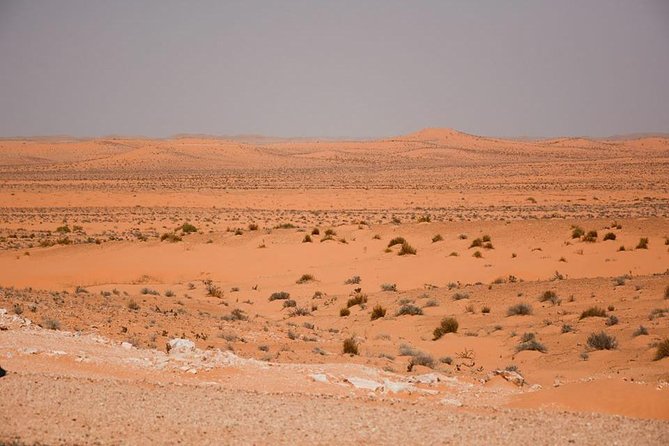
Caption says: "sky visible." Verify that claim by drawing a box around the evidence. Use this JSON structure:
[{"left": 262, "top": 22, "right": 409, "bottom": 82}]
[{"left": 0, "top": 0, "right": 668, "bottom": 138}]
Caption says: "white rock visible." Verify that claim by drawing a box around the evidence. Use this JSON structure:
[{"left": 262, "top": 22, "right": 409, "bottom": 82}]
[
  {"left": 383, "top": 380, "right": 415, "bottom": 394},
  {"left": 408, "top": 373, "right": 442, "bottom": 384},
  {"left": 167, "top": 338, "right": 195, "bottom": 354},
  {"left": 492, "top": 369, "right": 525, "bottom": 387},
  {"left": 440, "top": 397, "right": 463, "bottom": 407},
  {"left": 0, "top": 309, "right": 6, "bottom": 316},
  {"left": 310, "top": 373, "right": 329, "bottom": 383},
  {"left": 346, "top": 377, "right": 383, "bottom": 391},
  {"left": 121, "top": 342, "right": 134, "bottom": 349}
]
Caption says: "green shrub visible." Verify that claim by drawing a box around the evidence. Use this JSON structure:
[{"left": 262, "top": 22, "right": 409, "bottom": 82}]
[
  {"left": 603, "top": 232, "right": 616, "bottom": 241},
  {"left": 571, "top": 226, "right": 584, "bottom": 239}
]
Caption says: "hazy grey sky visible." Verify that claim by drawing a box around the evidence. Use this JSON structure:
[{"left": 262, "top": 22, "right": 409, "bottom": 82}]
[{"left": 1, "top": 1, "right": 668, "bottom": 138}]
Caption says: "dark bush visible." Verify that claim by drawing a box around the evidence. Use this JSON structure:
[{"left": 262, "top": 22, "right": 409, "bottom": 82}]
[
  {"left": 433, "top": 317, "right": 458, "bottom": 340},
  {"left": 507, "top": 303, "right": 533, "bottom": 316},
  {"left": 580, "top": 306, "right": 606, "bottom": 319},
  {"left": 587, "top": 331, "right": 617, "bottom": 350},
  {"left": 269, "top": 291, "right": 290, "bottom": 301},
  {"left": 370, "top": 305, "right": 386, "bottom": 321}
]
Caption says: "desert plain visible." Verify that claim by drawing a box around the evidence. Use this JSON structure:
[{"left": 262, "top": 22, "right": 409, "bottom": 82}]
[{"left": 0, "top": 128, "right": 668, "bottom": 444}]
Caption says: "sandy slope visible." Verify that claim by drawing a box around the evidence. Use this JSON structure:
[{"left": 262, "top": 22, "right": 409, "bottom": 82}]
[{"left": 0, "top": 129, "right": 668, "bottom": 444}]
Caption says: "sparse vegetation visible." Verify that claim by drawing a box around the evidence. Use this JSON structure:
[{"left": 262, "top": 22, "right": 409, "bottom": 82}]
[
  {"left": 396, "top": 304, "right": 423, "bottom": 316},
  {"left": 452, "top": 292, "right": 469, "bottom": 300},
  {"left": 582, "top": 230, "right": 598, "bottom": 242},
  {"left": 339, "top": 308, "right": 351, "bottom": 317},
  {"left": 343, "top": 337, "right": 358, "bottom": 355},
  {"left": 587, "top": 331, "right": 617, "bottom": 350},
  {"left": 515, "top": 333, "right": 546, "bottom": 353},
  {"left": 346, "top": 293, "right": 368, "bottom": 308},
  {"left": 43, "top": 318, "right": 61, "bottom": 330},
  {"left": 580, "top": 306, "right": 607, "bottom": 319},
  {"left": 204, "top": 280, "right": 223, "bottom": 298},
  {"left": 636, "top": 237, "right": 649, "bottom": 249},
  {"left": 398, "top": 241, "right": 417, "bottom": 256},
  {"left": 178, "top": 222, "right": 197, "bottom": 234},
  {"left": 127, "top": 300, "right": 140, "bottom": 311},
  {"left": 222, "top": 308, "right": 248, "bottom": 321},
  {"left": 345, "top": 275, "right": 361, "bottom": 285},
  {"left": 380, "top": 283, "right": 397, "bottom": 292},
  {"left": 370, "top": 305, "right": 387, "bottom": 320},
  {"left": 632, "top": 325, "right": 648, "bottom": 337},
  {"left": 433, "top": 317, "right": 459, "bottom": 339},
  {"left": 296, "top": 273, "right": 315, "bottom": 284},
  {"left": 507, "top": 303, "right": 532, "bottom": 316},
  {"left": 603, "top": 232, "right": 616, "bottom": 241},
  {"left": 539, "top": 290, "right": 560, "bottom": 305},
  {"left": 432, "top": 234, "right": 443, "bottom": 243},
  {"left": 387, "top": 237, "right": 406, "bottom": 247},
  {"left": 571, "top": 226, "right": 585, "bottom": 239},
  {"left": 160, "top": 232, "right": 182, "bottom": 242},
  {"left": 654, "top": 338, "right": 669, "bottom": 361},
  {"left": 605, "top": 315, "right": 619, "bottom": 326},
  {"left": 269, "top": 291, "right": 290, "bottom": 301}
]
